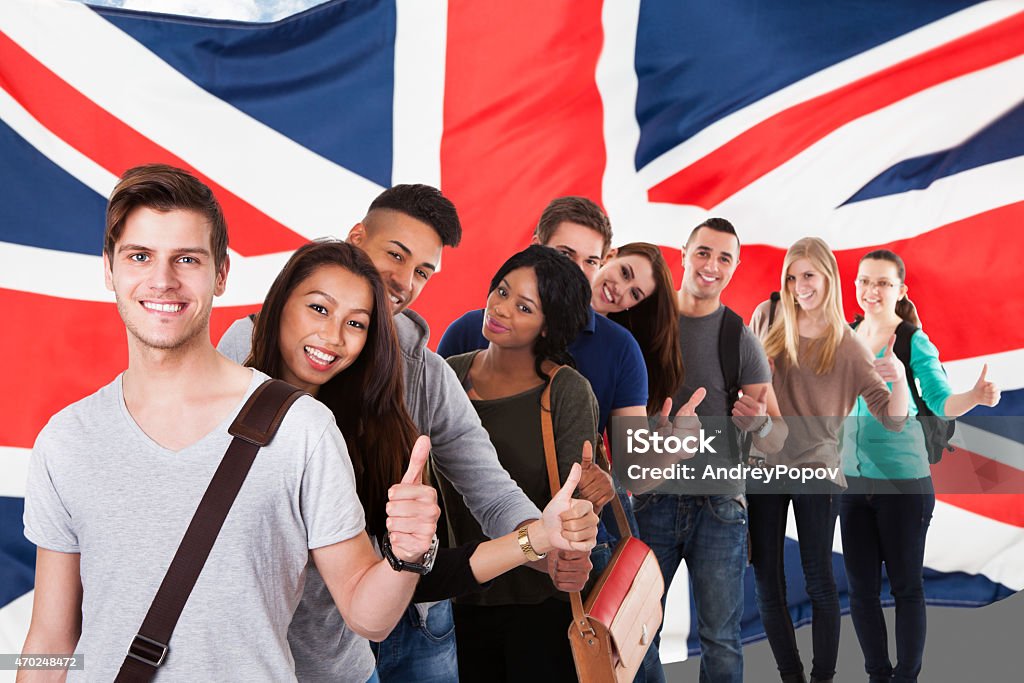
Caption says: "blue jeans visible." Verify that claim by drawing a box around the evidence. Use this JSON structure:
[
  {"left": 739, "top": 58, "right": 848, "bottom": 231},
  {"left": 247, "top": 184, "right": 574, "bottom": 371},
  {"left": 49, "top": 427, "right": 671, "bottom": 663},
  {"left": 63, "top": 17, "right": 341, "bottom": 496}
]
[
  {"left": 748, "top": 488, "right": 840, "bottom": 682},
  {"left": 632, "top": 493, "right": 747, "bottom": 683},
  {"left": 370, "top": 600, "right": 458, "bottom": 683},
  {"left": 840, "top": 477, "right": 934, "bottom": 683}
]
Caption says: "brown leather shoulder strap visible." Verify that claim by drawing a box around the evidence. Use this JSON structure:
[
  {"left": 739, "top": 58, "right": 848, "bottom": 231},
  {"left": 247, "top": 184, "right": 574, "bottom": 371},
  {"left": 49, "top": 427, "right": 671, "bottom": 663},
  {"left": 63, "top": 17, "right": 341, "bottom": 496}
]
[
  {"left": 115, "top": 379, "right": 305, "bottom": 682},
  {"left": 538, "top": 367, "right": 632, "bottom": 625}
]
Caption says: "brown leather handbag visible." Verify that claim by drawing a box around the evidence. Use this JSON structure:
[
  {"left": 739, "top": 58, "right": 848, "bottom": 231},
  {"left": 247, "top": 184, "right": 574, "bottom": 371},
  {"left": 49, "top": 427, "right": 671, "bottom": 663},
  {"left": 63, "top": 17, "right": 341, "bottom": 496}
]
[{"left": 540, "top": 368, "right": 665, "bottom": 682}]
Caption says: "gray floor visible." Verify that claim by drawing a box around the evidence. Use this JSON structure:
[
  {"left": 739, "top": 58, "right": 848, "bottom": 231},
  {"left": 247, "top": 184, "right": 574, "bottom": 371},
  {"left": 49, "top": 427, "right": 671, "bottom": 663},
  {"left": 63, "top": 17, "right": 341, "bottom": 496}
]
[{"left": 664, "top": 592, "right": 1022, "bottom": 681}]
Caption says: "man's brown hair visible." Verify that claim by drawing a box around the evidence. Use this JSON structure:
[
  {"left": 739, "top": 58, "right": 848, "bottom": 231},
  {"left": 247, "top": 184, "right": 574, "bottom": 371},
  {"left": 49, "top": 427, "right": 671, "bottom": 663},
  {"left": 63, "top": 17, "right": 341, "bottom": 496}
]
[
  {"left": 104, "top": 164, "right": 228, "bottom": 268},
  {"left": 534, "top": 196, "right": 613, "bottom": 256}
]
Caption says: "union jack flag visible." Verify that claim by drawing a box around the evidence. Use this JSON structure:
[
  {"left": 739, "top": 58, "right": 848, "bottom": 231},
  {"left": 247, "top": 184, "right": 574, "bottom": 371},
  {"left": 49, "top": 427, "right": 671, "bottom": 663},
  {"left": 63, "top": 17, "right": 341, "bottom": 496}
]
[{"left": 1, "top": 0, "right": 1021, "bottom": 675}]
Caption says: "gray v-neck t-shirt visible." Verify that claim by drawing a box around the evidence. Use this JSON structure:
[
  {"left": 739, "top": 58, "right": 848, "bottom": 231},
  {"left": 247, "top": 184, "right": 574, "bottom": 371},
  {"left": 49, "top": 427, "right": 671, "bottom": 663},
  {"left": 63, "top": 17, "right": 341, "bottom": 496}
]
[{"left": 24, "top": 369, "right": 370, "bottom": 682}]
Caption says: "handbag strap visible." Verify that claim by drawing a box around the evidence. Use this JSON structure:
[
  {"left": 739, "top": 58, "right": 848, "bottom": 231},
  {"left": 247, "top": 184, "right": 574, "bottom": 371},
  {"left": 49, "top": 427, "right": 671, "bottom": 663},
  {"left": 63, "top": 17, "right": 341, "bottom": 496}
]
[
  {"left": 115, "top": 379, "right": 305, "bottom": 683},
  {"left": 539, "top": 366, "right": 632, "bottom": 630}
]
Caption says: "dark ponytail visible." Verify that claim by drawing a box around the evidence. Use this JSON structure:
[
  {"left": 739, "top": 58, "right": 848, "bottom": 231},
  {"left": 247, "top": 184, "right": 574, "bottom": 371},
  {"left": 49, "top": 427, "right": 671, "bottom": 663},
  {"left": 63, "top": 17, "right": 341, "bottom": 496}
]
[{"left": 859, "top": 249, "right": 920, "bottom": 328}]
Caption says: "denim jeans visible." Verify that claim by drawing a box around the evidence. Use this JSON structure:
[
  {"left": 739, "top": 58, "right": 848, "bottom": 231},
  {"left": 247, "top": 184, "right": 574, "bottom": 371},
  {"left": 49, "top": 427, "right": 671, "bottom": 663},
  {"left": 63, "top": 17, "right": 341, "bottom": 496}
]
[
  {"left": 632, "top": 493, "right": 747, "bottom": 683},
  {"left": 748, "top": 488, "right": 840, "bottom": 682},
  {"left": 370, "top": 600, "right": 458, "bottom": 683},
  {"left": 840, "top": 477, "right": 934, "bottom": 683}
]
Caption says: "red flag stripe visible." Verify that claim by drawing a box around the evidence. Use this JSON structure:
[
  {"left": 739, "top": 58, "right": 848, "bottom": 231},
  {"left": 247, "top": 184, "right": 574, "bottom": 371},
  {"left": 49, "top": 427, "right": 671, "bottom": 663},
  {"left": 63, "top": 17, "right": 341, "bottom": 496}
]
[
  {"left": 424, "top": 0, "right": 607, "bottom": 342},
  {"left": 659, "top": 201, "right": 1024, "bottom": 363},
  {"left": 0, "top": 287, "right": 257, "bottom": 448},
  {"left": 0, "top": 31, "right": 307, "bottom": 256},
  {"left": 937, "top": 493, "right": 1024, "bottom": 528},
  {"left": 648, "top": 11, "right": 1024, "bottom": 208}
]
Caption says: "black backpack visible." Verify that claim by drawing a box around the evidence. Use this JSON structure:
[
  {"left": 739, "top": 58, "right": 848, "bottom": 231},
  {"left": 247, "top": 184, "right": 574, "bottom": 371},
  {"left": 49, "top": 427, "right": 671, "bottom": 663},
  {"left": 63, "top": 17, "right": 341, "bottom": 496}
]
[
  {"left": 719, "top": 294, "right": 780, "bottom": 460},
  {"left": 892, "top": 321, "right": 956, "bottom": 463},
  {"left": 849, "top": 318, "right": 956, "bottom": 463}
]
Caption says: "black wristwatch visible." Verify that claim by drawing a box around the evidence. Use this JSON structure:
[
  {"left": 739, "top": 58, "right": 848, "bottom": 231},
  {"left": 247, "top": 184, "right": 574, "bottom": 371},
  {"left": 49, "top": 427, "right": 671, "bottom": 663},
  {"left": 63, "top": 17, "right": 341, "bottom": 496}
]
[{"left": 381, "top": 533, "right": 438, "bottom": 575}]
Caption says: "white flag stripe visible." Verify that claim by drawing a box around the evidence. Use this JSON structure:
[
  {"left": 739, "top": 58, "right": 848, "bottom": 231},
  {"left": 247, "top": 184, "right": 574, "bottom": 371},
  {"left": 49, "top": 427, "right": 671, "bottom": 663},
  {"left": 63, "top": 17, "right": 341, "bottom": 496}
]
[
  {"left": 820, "top": 155, "right": 1024, "bottom": 246},
  {"left": 0, "top": 241, "right": 300, "bottom": 306},
  {"left": 392, "top": 0, "right": 447, "bottom": 188},
  {"left": 952, "top": 423, "right": 1024, "bottom": 472},
  {"left": 945, "top": 349, "right": 1024, "bottom": 393},
  {"left": 0, "top": 0, "right": 381, "bottom": 241},
  {"left": 635, "top": 1, "right": 1024, "bottom": 189},
  {"left": 0, "top": 590, "right": 33, "bottom": 678},
  {"left": 659, "top": 561, "right": 691, "bottom": 664},
  {"left": 715, "top": 56, "right": 1024, "bottom": 249},
  {"left": 0, "top": 447, "right": 28, "bottom": 499},
  {"left": 0, "top": 86, "right": 118, "bottom": 198},
  {"left": 794, "top": 498, "right": 1024, "bottom": 592},
  {"left": 597, "top": 0, "right": 1024, "bottom": 249},
  {"left": 925, "top": 500, "right": 1024, "bottom": 592}
]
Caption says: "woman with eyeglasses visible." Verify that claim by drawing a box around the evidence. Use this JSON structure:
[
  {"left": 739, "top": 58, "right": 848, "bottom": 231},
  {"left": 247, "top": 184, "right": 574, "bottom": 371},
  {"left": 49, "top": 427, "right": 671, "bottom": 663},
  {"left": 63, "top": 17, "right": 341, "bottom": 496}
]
[{"left": 840, "top": 249, "right": 1000, "bottom": 683}]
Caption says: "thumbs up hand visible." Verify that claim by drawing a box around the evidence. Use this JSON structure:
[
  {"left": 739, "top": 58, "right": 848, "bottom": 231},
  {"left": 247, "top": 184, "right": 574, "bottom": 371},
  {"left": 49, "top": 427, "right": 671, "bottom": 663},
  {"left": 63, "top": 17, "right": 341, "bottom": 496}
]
[
  {"left": 971, "top": 364, "right": 1001, "bottom": 407},
  {"left": 873, "top": 334, "right": 906, "bottom": 383},
  {"left": 539, "top": 463, "right": 599, "bottom": 553},
  {"left": 654, "top": 389, "right": 707, "bottom": 460},
  {"left": 576, "top": 441, "right": 615, "bottom": 512},
  {"left": 732, "top": 386, "right": 769, "bottom": 432},
  {"left": 386, "top": 435, "right": 440, "bottom": 562}
]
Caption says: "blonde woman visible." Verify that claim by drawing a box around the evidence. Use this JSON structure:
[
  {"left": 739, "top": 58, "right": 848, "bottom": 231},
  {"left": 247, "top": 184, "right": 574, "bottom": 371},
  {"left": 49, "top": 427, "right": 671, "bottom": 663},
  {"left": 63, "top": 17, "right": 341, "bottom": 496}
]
[{"left": 748, "top": 237, "right": 909, "bottom": 683}]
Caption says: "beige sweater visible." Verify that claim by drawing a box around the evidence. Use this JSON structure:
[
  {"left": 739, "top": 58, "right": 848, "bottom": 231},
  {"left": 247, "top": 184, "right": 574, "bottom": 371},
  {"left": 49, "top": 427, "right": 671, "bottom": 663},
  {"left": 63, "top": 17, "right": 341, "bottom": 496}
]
[{"left": 750, "top": 300, "right": 903, "bottom": 485}]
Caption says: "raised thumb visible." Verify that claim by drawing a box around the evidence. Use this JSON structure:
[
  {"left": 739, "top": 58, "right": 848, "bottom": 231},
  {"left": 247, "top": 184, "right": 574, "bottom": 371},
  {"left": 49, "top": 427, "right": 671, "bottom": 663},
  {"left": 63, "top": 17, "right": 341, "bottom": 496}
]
[
  {"left": 580, "top": 441, "right": 594, "bottom": 469},
  {"left": 554, "top": 463, "right": 582, "bottom": 502},
  {"left": 401, "top": 435, "right": 431, "bottom": 484}
]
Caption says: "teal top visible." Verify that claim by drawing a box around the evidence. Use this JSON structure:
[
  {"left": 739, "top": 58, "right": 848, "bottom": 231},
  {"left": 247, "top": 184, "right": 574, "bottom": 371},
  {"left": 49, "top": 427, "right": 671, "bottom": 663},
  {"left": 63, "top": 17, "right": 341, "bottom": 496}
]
[{"left": 842, "top": 327, "right": 952, "bottom": 480}]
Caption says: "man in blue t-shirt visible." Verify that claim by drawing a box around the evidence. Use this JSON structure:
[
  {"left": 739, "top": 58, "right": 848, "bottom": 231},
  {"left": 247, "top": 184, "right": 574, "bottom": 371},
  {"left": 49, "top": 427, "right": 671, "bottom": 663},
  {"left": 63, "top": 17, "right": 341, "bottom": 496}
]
[{"left": 438, "top": 197, "right": 664, "bottom": 682}]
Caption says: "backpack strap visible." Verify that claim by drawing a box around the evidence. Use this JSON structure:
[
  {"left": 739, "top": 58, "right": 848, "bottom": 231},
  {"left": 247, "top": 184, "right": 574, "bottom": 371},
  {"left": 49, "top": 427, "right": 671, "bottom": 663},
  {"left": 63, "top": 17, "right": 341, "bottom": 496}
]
[
  {"left": 717, "top": 306, "right": 747, "bottom": 459},
  {"left": 115, "top": 379, "right": 305, "bottom": 683},
  {"left": 767, "top": 291, "right": 780, "bottom": 327},
  {"left": 894, "top": 320, "right": 931, "bottom": 417},
  {"left": 718, "top": 306, "right": 744, "bottom": 409}
]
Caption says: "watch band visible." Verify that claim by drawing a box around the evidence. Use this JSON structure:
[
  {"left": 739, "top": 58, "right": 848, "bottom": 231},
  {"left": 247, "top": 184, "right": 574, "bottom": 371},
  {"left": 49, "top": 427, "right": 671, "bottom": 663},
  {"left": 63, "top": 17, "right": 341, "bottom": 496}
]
[
  {"left": 517, "top": 524, "right": 547, "bottom": 561},
  {"left": 756, "top": 416, "right": 773, "bottom": 439},
  {"left": 382, "top": 533, "right": 439, "bottom": 575}
]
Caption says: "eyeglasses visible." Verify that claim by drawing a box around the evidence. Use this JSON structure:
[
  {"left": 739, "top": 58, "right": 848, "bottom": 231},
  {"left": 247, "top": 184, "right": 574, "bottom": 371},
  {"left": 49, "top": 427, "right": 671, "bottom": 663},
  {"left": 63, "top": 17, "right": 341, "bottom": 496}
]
[{"left": 854, "top": 277, "right": 898, "bottom": 290}]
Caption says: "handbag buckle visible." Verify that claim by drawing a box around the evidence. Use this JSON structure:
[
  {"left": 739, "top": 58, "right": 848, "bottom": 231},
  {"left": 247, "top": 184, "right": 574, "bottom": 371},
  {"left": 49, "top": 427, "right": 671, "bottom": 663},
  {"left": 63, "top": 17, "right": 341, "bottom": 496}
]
[
  {"left": 577, "top": 618, "right": 597, "bottom": 639},
  {"left": 641, "top": 623, "right": 649, "bottom": 646},
  {"left": 127, "top": 633, "right": 168, "bottom": 667}
]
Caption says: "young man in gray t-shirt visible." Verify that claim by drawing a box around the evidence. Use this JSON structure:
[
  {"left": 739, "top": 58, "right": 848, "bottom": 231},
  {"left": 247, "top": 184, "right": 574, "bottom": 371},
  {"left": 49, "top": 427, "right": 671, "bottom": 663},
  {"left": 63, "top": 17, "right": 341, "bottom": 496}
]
[
  {"left": 632, "top": 219, "right": 787, "bottom": 683},
  {"left": 20, "top": 165, "right": 441, "bottom": 682}
]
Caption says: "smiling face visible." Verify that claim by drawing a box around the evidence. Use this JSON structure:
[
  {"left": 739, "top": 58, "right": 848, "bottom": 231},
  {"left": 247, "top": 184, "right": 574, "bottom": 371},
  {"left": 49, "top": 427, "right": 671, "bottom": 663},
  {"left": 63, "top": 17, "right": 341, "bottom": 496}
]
[
  {"left": 537, "top": 221, "right": 606, "bottom": 284},
  {"left": 785, "top": 256, "right": 827, "bottom": 313},
  {"left": 348, "top": 209, "right": 443, "bottom": 315},
  {"left": 482, "top": 266, "right": 545, "bottom": 349},
  {"left": 855, "top": 258, "right": 906, "bottom": 317},
  {"left": 104, "top": 206, "right": 227, "bottom": 354},
  {"left": 277, "top": 264, "right": 373, "bottom": 394},
  {"left": 591, "top": 253, "right": 657, "bottom": 314},
  {"left": 681, "top": 227, "right": 739, "bottom": 302}
]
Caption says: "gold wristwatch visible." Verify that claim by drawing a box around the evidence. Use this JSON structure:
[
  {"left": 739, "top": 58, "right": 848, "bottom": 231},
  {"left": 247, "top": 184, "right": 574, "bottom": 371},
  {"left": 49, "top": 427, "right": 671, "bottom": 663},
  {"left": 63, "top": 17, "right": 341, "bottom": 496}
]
[{"left": 517, "top": 524, "right": 547, "bottom": 561}]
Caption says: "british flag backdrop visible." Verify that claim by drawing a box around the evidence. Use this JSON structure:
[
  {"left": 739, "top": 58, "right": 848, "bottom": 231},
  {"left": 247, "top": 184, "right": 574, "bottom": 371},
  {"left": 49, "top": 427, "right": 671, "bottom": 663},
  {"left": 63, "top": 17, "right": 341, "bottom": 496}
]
[{"left": 1, "top": 0, "right": 1023, "bottom": 675}]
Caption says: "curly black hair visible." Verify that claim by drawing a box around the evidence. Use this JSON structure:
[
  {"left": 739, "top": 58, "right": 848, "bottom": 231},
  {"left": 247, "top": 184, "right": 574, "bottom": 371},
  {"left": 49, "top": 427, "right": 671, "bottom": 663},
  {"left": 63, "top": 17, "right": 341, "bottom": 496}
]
[{"left": 488, "top": 245, "right": 591, "bottom": 381}]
